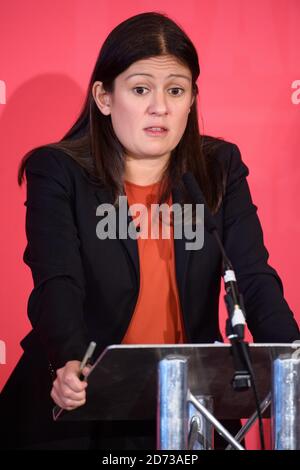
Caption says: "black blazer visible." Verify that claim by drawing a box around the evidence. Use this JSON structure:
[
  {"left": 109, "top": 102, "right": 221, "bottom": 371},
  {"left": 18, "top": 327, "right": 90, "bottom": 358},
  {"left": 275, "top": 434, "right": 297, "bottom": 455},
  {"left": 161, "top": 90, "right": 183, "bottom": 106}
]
[
  {"left": 1, "top": 137, "right": 299, "bottom": 449},
  {"left": 19, "top": 137, "right": 300, "bottom": 371}
]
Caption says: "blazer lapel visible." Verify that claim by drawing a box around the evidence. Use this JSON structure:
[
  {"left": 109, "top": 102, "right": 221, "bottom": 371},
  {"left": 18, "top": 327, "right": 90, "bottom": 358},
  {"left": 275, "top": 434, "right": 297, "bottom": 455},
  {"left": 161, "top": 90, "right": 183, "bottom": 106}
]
[
  {"left": 172, "top": 186, "right": 191, "bottom": 305},
  {"left": 94, "top": 186, "right": 140, "bottom": 284}
]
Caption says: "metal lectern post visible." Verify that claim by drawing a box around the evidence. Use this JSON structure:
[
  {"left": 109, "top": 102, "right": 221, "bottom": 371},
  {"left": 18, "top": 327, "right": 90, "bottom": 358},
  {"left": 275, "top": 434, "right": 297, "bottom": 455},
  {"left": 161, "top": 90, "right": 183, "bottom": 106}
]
[
  {"left": 272, "top": 353, "right": 300, "bottom": 450},
  {"left": 157, "top": 356, "right": 188, "bottom": 450}
]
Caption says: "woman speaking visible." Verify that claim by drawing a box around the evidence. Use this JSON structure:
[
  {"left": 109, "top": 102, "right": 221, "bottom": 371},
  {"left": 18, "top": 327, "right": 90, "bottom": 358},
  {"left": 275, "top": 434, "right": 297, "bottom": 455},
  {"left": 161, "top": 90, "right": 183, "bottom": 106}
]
[{"left": 0, "top": 11, "right": 299, "bottom": 450}]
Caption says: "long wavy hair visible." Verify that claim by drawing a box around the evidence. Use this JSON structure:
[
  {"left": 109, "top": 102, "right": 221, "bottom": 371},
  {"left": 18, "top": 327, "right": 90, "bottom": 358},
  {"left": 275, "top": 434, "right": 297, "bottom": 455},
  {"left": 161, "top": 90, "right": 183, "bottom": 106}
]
[{"left": 18, "top": 11, "right": 226, "bottom": 213}]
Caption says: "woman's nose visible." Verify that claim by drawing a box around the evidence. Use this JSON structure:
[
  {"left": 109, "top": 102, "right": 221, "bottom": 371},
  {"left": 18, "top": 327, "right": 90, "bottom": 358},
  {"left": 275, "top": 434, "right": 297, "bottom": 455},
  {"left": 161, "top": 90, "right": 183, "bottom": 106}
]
[{"left": 148, "top": 90, "right": 168, "bottom": 115}]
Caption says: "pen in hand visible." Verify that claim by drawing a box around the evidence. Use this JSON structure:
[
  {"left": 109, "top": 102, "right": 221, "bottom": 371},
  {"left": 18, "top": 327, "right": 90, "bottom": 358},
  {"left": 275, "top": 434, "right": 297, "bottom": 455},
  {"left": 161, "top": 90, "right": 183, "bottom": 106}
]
[
  {"left": 78, "top": 341, "right": 97, "bottom": 380},
  {"left": 52, "top": 341, "right": 97, "bottom": 420}
]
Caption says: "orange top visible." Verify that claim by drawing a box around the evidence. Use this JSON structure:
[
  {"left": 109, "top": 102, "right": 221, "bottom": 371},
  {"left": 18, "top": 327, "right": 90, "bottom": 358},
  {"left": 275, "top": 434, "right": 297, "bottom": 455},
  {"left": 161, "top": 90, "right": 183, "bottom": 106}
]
[{"left": 121, "top": 180, "right": 186, "bottom": 344}]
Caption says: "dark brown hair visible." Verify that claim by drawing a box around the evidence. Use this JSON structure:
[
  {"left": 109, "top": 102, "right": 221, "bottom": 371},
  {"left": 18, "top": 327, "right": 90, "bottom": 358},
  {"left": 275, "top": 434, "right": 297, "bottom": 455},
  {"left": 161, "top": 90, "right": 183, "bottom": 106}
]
[{"left": 18, "top": 11, "right": 226, "bottom": 212}]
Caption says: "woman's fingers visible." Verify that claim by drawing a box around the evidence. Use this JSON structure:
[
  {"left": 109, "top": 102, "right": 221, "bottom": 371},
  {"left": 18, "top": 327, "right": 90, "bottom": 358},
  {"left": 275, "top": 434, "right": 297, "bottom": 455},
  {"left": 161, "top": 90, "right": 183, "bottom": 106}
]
[
  {"left": 51, "top": 385, "right": 86, "bottom": 409},
  {"left": 52, "top": 380, "right": 86, "bottom": 401},
  {"left": 56, "top": 365, "right": 87, "bottom": 393},
  {"left": 51, "top": 360, "right": 89, "bottom": 409},
  {"left": 81, "top": 365, "right": 92, "bottom": 378}
]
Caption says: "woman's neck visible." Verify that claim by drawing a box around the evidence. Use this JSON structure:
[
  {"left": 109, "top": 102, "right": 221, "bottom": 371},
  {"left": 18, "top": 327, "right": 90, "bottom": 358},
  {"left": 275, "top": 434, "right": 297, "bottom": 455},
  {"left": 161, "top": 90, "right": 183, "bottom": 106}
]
[{"left": 124, "top": 154, "right": 170, "bottom": 186}]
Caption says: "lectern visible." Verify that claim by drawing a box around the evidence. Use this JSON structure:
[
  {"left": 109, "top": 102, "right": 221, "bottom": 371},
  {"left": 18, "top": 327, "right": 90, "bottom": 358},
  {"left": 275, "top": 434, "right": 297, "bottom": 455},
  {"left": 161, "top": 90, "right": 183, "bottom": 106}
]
[{"left": 53, "top": 343, "right": 300, "bottom": 450}]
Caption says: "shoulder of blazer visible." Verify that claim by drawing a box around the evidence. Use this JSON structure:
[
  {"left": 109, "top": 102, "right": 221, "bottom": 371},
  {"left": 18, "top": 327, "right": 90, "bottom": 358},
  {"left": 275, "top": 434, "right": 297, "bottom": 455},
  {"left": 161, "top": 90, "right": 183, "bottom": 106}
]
[
  {"left": 201, "top": 135, "right": 250, "bottom": 191},
  {"left": 24, "top": 145, "right": 90, "bottom": 198},
  {"left": 201, "top": 134, "right": 240, "bottom": 167}
]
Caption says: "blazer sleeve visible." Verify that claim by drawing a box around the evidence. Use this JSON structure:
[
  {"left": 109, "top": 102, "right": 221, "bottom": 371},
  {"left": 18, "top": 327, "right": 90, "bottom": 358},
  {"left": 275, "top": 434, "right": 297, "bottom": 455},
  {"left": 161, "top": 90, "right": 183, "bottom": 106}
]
[
  {"left": 21, "top": 148, "right": 90, "bottom": 370},
  {"left": 223, "top": 143, "right": 300, "bottom": 342}
]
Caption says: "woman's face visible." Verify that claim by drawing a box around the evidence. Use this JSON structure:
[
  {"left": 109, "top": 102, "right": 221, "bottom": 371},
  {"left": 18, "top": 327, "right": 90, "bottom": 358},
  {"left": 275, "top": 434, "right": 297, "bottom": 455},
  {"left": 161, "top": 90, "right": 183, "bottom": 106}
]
[{"left": 93, "top": 55, "right": 195, "bottom": 161}]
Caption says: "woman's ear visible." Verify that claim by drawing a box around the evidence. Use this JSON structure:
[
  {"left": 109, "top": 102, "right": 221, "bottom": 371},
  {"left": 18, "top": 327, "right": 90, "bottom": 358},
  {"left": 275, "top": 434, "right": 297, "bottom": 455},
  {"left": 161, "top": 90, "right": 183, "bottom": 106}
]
[{"left": 92, "top": 81, "right": 111, "bottom": 115}]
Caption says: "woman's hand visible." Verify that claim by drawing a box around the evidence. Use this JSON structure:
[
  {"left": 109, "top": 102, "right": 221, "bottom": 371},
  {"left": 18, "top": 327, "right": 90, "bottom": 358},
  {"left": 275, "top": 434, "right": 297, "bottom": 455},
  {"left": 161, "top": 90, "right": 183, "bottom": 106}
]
[{"left": 50, "top": 360, "right": 90, "bottom": 410}]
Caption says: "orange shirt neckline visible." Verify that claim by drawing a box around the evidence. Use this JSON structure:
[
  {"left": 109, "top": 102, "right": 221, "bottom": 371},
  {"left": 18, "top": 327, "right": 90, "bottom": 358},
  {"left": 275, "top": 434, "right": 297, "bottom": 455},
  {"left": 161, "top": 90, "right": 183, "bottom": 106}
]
[{"left": 124, "top": 179, "right": 162, "bottom": 190}]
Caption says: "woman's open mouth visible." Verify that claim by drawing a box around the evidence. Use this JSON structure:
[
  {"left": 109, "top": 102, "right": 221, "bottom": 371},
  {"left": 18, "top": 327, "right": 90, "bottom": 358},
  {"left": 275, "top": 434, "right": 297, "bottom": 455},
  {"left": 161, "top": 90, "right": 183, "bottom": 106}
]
[{"left": 144, "top": 127, "right": 169, "bottom": 136}]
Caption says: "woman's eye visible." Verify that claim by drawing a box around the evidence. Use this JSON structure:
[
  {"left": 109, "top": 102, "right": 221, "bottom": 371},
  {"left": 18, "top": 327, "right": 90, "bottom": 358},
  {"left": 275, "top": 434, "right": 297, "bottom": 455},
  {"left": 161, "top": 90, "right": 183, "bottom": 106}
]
[
  {"left": 168, "top": 88, "right": 184, "bottom": 96},
  {"left": 133, "top": 87, "right": 149, "bottom": 95}
]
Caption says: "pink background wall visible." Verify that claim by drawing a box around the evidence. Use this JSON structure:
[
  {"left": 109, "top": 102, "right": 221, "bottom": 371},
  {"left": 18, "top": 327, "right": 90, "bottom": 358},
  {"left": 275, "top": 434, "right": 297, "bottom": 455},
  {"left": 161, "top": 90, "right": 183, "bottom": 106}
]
[{"left": 1, "top": 0, "right": 299, "bottom": 449}]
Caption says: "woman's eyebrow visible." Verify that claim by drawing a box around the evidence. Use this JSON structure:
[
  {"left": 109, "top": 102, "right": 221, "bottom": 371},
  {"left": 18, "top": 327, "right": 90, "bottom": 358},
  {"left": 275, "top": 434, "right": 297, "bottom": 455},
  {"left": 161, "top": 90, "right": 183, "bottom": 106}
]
[{"left": 125, "top": 73, "right": 191, "bottom": 82}]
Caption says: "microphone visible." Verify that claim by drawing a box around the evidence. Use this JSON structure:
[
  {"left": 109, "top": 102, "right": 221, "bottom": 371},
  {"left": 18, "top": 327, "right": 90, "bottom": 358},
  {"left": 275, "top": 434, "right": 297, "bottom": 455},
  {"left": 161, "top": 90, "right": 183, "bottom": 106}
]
[{"left": 182, "top": 172, "right": 246, "bottom": 341}]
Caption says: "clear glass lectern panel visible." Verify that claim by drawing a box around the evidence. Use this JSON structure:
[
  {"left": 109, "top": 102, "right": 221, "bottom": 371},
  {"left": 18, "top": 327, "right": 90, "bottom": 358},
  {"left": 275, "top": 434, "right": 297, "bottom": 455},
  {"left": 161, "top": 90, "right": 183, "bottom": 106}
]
[{"left": 56, "top": 343, "right": 297, "bottom": 422}]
